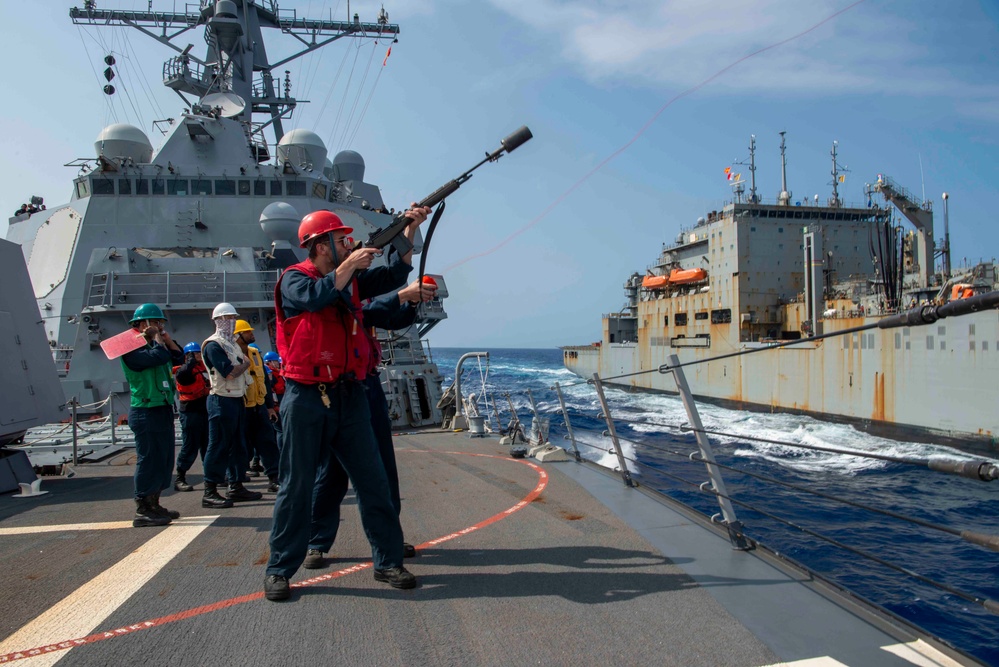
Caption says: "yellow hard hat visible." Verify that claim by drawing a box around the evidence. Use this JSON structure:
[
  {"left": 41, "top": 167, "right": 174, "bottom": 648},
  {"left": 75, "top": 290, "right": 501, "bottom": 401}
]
[{"left": 233, "top": 319, "right": 253, "bottom": 335}]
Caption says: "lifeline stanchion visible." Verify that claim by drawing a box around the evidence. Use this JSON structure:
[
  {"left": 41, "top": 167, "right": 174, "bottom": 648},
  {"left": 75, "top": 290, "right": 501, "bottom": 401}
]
[
  {"left": 108, "top": 391, "right": 117, "bottom": 448},
  {"left": 552, "top": 382, "right": 581, "bottom": 461},
  {"left": 71, "top": 397, "right": 79, "bottom": 466},
  {"left": 525, "top": 388, "right": 544, "bottom": 444},
  {"left": 591, "top": 373, "right": 633, "bottom": 487},
  {"left": 662, "top": 353, "right": 750, "bottom": 550}
]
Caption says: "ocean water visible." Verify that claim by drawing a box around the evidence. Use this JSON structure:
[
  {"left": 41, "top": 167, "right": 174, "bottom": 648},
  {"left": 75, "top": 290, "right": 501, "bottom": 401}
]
[{"left": 433, "top": 347, "right": 999, "bottom": 666}]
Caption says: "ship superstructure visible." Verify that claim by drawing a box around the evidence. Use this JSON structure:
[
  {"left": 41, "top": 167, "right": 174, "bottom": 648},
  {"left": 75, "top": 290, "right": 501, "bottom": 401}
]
[
  {"left": 564, "top": 135, "right": 999, "bottom": 446},
  {"left": 4, "top": 1, "right": 446, "bottom": 427}
]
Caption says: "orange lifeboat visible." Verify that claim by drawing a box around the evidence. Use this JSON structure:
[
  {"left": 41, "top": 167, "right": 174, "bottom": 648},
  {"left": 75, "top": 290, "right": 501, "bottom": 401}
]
[
  {"left": 668, "top": 268, "right": 708, "bottom": 284},
  {"left": 951, "top": 283, "right": 974, "bottom": 301},
  {"left": 642, "top": 275, "right": 669, "bottom": 289}
]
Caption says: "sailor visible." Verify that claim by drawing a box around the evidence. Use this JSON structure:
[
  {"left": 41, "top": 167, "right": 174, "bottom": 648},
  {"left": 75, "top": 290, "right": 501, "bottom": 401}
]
[
  {"left": 304, "top": 277, "right": 437, "bottom": 570},
  {"left": 233, "top": 324, "right": 280, "bottom": 493},
  {"left": 173, "top": 341, "right": 211, "bottom": 492},
  {"left": 201, "top": 302, "right": 258, "bottom": 509},
  {"left": 119, "top": 303, "right": 184, "bottom": 527},
  {"left": 264, "top": 206, "right": 428, "bottom": 601},
  {"left": 263, "top": 351, "right": 285, "bottom": 407}
]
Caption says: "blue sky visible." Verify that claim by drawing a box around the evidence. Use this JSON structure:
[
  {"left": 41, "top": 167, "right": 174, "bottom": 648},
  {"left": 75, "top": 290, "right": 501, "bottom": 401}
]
[{"left": 2, "top": 1, "right": 998, "bottom": 348}]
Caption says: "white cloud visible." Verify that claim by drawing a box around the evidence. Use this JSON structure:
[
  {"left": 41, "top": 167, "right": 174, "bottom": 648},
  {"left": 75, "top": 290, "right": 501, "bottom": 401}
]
[{"left": 485, "top": 0, "right": 999, "bottom": 106}]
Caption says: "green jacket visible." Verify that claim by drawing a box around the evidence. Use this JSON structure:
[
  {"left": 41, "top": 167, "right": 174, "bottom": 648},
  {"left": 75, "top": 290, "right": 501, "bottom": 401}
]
[{"left": 120, "top": 342, "right": 179, "bottom": 408}]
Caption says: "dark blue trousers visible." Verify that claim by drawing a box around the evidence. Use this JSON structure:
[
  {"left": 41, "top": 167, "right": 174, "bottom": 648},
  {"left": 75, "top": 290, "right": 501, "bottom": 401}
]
[
  {"left": 176, "top": 409, "right": 208, "bottom": 474},
  {"left": 203, "top": 394, "right": 246, "bottom": 486},
  {"left": 245, "top": 404, "right": 280, "bottom": 477},
  {"left": 266, "top": 379, "right": 403, "bottom": 579},
  {"left": 129, "top": 404, "right": 175, "bottom": 499},
  {"left": 309, "top": 374, "right": 401, "bottom": 552}
]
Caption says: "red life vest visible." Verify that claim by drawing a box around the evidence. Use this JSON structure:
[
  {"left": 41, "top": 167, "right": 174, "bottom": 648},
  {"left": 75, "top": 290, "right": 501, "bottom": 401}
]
[
  {"left": 172, "top": 360, "right": 211, "bottom": 402},
  {"left": 274, "top": 260, "right": 373, "bottom": 384},
  {"left": 271, "top": 369, "right": 286, "bottom": 396}
]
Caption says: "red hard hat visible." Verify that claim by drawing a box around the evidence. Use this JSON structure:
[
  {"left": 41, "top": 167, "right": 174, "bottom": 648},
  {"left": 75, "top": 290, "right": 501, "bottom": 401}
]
[
  {"left": 421, "top": 276, "right": 438, "bottom": 288},
  {"left": 298, "top": 210, "right": 353, "bottom": 248}
]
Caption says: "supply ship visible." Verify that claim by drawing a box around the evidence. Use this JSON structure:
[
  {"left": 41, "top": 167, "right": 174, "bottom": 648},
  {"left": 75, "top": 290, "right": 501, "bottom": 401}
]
[{"left": 563, "top": 134, "right": 999, "bottom": 447}]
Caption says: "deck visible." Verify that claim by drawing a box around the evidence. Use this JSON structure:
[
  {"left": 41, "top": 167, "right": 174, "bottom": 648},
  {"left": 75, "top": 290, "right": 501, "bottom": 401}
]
[{"left": 0, "top": 429, "right": 975, "bottom": 666}]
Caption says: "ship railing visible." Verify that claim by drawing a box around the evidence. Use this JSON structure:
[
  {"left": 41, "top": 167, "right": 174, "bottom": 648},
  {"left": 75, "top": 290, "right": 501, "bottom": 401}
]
[
  {"left": 84, "top": 270, "right": 281, "bottom": 310},
  {"left": 505, "top": 369, "right": 999, "bottom": 635},
  {"left": 524, "top": 292, "right": 999, "bottom": 643},
  {"left": 379, "top": 337, "right": 431, "bottom": 367},
  {"left": 163, "top": 56, "right": 205, "bottom": 86}
]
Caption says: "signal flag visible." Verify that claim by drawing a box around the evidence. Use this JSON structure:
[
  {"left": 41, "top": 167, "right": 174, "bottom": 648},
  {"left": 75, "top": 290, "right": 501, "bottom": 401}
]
[{"left": 383, "top": 46, "right": 392, "bottom": 66}]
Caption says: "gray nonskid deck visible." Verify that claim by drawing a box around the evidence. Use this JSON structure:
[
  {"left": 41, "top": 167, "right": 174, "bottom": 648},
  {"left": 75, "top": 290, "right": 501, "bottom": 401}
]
[{"left": 0, "top": 431, "right": 969, "bottom": 666}]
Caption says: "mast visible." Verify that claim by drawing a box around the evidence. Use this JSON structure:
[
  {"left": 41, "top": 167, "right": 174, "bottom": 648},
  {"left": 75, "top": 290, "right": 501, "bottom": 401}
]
[
  {"left": 70, "top": 1, "right": 400, "bottom": 147},
  {"left": 777, "top": 131, "right": 791, "bottom": 206},
  {"left": 828, "top": 140, "right": 848, "bottom": 208},
  {"left": 733, "top": 135, "right": 758, "bottom": 203},
  {"left": 942, "top": 192, "right": 951, "bottom": 278}
]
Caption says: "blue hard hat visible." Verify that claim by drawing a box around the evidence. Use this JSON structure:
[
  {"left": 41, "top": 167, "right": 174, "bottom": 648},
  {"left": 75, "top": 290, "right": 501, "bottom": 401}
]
[
  {"left": 249, "top": 342, "right": 259, "bottom": 349},
  {"left": 263, "top": 351, "right": 280, "bottom": 362},
  {"left": 264, "top": 366, "right": 273, "bottom": 374},
  {"left": 183, "top": 342, "right": 201, "bottom": 354}
]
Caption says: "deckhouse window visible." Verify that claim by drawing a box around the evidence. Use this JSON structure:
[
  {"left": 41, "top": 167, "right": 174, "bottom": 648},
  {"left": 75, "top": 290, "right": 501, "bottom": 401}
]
[
  {"left": 675, "top": 313, "right": 688, "bottom": 326},
  {"left": 118, "top": 179, "right": 132, "bottom": 195},
  {"left": 238, "top": 180, "right": 251, "bottom": 195},
  {"left": 167, "top": 179, "right": 189, "bottom": 195},
  {"left": 192, "top": 179, "right": 212, "bottom": 195},
  {"left": 312, "top": 182, "right": 328, "bottom": 199},
  {"left": 711, "top": 309, "right": 732, "bottom": 324},
  {"left": 136, "top": 179, "right": 149, "bottom": 195},
  {"left": 287, "top": 181, "right": 306, "bottom": 196},
  {"left": 254, "top": 180, "right": 267, "bottom": 196},
  {"left": 270, "top": 180, "right": 283, "bottom": 196},
  {"left": 152, "top": 178, "right": 166, "bottom": 195},
  {"left": 215, "top": 179, "right": 236, "bottom": 195},
  {"left": 92, "top": 177, "right": 115, "bottom": 195}
]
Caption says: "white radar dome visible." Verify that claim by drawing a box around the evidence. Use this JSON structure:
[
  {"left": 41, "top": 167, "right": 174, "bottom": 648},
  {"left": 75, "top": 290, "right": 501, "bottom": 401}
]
[
  {"left": 276, "top": 129, "right": 328, "bottom": 172},
  {"left": 94, "top": 124, "right": 153, "bottom": 164},
  {"left": 259, "top": 201, "right": 301, "bottom": 242},
  {"left": 332, "top": 150, "right": 365, "bottom": 182}
]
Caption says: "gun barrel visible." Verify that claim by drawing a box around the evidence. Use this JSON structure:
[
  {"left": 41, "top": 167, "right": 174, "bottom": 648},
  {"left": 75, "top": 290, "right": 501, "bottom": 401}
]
[{"left": 501, "top": 126, "right": 533, "bottom": 153}]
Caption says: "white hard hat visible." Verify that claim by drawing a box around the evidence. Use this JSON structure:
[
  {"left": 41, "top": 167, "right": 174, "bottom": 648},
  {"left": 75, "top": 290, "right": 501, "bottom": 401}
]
[{"left": 212, "top": 302, "right": 239, "bottom": 319}]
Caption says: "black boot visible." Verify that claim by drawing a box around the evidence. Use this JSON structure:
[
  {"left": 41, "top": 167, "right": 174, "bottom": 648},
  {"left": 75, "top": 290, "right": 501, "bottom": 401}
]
[
  {"left": 174, "top": 471, "right": 194, "bottom": 492},
  {"left": 266, "top": 475, "right": 279, "bottom": 493},
  {"left": 133, "top": 497, "right": 171, "bottom": 528},
  {"left": 202, "top": 483, "right": 234, "bottom": 509},
  {"left": 227, "top": 482, "right": 263, "bottom": 502},
  {"left": 248, "top": 457, "right": 263, "bottom": 477},
  {"left": 150, "top": 493, "right": 180, "bottom": 520}
]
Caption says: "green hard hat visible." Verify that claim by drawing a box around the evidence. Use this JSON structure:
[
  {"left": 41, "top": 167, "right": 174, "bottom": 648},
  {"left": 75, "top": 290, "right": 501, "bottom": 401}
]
[{"left": 130, "top": 303, "right": 165, "bottom": 323}]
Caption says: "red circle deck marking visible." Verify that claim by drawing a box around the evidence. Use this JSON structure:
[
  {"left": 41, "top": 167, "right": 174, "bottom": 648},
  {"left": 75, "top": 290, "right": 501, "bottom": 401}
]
[{"left": 0, "top": 451, "right": 548, "bottom": 663}]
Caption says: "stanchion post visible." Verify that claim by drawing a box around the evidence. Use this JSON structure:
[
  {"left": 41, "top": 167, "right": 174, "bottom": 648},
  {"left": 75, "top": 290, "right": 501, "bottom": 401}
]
[
  {"left": 591, "top": 374, "right": 633, "bottom": 487},
  {"left": 71, "top": 397, "right": 79, "bottom": 466},
  {"left": 664, "top": 353, "right": 750, "bottom": 550},
  {"left": 552, "top": 382, "right": 581, "bottom": 461},
  {"left": 108, "top": 392, "right": 117, "bottom": 448}
]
